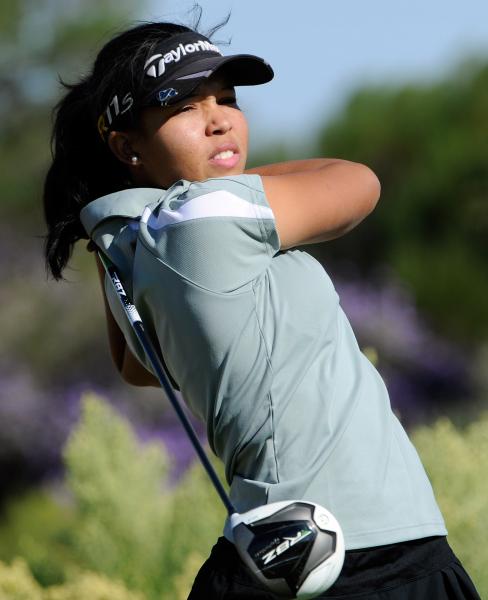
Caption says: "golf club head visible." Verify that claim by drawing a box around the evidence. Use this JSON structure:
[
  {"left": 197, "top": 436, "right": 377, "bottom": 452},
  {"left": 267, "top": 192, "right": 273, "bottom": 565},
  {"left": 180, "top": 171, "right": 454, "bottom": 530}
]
[{"left": 230, "top": 500, "right": 345, "bottom": 599}]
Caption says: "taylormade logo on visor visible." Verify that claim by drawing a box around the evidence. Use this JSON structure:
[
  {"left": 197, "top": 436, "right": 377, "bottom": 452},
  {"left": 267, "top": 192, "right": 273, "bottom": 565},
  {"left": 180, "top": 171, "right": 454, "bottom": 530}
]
[{"left": 144, "top": 39, "right": 222, "bottom": 78}]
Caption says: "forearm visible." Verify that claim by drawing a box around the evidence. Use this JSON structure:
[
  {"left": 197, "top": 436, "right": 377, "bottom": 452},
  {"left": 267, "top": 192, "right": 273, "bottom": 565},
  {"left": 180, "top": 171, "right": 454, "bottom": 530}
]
[
  {"left": 95, "top": 255, "right": 158, "bottom": 387},
  {"left": 261, "top": 160, "right": 381, "bottom": 249},
  {"left": 95, "top": 255, "right": 126, "bottom": 370},
  {"left": 245, "top": 158, "right": 348, "bottom": 177}
]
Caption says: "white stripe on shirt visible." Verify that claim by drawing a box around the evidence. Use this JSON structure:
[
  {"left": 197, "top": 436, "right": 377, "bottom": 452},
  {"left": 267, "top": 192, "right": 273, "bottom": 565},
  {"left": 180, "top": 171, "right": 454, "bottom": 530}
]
[{"left": 141, "top": 190, "right": 274, "bottom": 231}]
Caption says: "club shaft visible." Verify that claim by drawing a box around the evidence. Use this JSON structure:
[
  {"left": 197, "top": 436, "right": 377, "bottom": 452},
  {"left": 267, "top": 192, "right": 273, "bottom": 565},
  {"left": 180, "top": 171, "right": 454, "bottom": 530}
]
[{"left": 98, "top": 251, "right": 236, "bottom": 516}]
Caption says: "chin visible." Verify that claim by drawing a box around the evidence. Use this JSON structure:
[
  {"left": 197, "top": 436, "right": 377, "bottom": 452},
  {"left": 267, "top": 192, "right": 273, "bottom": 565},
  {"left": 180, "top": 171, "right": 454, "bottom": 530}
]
[{"left": 213, "top": 166, "right": 246, "bottom": 179}]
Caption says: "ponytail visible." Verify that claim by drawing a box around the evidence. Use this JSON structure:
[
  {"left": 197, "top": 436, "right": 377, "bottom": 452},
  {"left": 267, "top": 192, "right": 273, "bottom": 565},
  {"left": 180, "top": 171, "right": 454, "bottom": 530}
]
[{"left": 43, "top": 77, "right": 128, "bottom": 279}]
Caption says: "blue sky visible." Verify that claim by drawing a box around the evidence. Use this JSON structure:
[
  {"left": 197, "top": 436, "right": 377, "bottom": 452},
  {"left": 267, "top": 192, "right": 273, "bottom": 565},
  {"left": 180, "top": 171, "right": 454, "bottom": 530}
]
[{"left": 141, "top": 0, "right": 488, "bottom": 152}]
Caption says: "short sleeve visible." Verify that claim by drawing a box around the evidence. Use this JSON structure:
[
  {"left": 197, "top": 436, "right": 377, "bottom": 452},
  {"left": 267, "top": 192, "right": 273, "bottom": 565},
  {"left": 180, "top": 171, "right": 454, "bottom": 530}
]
[{"left": 138, "top": 174, "right": 280, "bottom": 293}]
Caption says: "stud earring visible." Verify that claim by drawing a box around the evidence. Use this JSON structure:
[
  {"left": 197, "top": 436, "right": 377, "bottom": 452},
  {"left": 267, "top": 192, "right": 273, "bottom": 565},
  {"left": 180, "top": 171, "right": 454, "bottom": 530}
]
[{"left": 130, "top": 156, "right": 139, "bottom": 165}]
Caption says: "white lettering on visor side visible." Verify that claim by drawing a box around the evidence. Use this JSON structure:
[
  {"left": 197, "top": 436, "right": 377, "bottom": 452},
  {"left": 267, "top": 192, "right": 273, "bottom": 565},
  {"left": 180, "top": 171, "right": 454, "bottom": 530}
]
[{"left": 144, "top": 39, "right": 221, "bottom": 79}]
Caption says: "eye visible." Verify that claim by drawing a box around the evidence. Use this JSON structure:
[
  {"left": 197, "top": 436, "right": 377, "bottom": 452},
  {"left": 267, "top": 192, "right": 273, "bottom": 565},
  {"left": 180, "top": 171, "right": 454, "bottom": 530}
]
[{"left": 177, "top": 104, "right": 195, "bottom": 113}]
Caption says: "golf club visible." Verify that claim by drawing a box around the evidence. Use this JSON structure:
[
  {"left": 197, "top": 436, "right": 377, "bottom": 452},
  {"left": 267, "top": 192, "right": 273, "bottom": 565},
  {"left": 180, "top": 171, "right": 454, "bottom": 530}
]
[{"left": 97, "top": 249, "right": 345, "bottom": 599}]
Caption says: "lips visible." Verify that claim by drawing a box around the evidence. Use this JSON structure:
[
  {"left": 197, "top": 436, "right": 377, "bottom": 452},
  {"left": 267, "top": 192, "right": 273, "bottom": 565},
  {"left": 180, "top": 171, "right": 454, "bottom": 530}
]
[
  {"left": 213, "top": 149, "right": 235, "bottom": 160},
  {"left": 209, "top": 143, "right": 240, "bottom": 169}
]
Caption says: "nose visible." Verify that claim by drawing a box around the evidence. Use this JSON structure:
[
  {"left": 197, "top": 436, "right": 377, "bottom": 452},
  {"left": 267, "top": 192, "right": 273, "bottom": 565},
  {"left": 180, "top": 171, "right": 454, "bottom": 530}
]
[{"left": 205, "top": 100, "right": 232, "bottom": 136}]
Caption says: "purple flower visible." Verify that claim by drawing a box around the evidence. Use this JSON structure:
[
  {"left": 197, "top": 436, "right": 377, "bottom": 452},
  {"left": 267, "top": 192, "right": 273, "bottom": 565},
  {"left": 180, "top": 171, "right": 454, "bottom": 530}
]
[
  {"left": 0, "top": 369, "right": 82, "bottom": 493},
  {"left": 335, "top": 275, "right": 472, "bottom": 424}
]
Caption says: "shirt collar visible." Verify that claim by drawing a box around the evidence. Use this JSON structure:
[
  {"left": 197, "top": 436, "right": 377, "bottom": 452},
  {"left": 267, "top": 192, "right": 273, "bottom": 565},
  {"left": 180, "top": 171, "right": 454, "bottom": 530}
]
[{"left": 80, "top": 187, "right": 165, "bottom": 236}]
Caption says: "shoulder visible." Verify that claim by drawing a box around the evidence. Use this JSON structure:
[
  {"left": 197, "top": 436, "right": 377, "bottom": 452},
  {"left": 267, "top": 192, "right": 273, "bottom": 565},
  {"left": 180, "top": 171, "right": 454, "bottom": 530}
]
[
  {"left": 80, "top": 187, "right": 164, "bottom": 237},
  {"left": 164, "top": 173, "right": 270, "bottom": 212},
  {"left": 186, "top": 174, "right": 265, "bottom": 198},
  {"left": 138, "top": 175, "right": 280, "bottom": 293},
  {"left": 141, "top": 174, "right": 275, "bottom": 234}
]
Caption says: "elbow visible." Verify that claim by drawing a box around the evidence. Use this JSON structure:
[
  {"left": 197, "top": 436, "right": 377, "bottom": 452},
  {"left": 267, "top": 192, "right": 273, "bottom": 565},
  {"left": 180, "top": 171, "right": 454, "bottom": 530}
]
[
  {"left": 113, "top": 358, "right": 137, "bottom": 386},
  {"left": 118, "top": 366, "right": 153, "bottom": 387},
  {"left": 359, "top": 164, "right": 381, "bottom": 216},
  {"left": 369, "top": 168, "right": 382, "bottom": 211},
  {"left": 118, "top": 350, "right": 159, "bottom": 387},
  {"left": 118, "top": 362, "right": 136, "bottom": 385},
  {"left": 337, "top": 164, "right": 381, "bottom": 237},
  {"left": 120, "top": 372, "right": 151, "bottom": 387}
]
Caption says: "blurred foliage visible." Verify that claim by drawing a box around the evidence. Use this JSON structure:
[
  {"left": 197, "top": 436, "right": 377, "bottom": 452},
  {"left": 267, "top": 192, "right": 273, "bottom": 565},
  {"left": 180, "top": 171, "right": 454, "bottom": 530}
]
[
  {"left": 0, "top": 557, "right": 144, "bottom": 600},
  {"left": 412, "top": 413, "right": 488, "bottom": 594},
  {"left": 0, "top": 488, "right": 79, "bottom": 587},
  {"left": 0, "top": 0, "right": 151, "bottom": 390},
  {"left": 43, "top": 572, "right": 144, "bottom": 600},
  {"left": 0, "top": 393, "right": 224, "bottom": 599},
  {"left": 0, "top": 0, "right": 139, "bottom": 223},
  {"left": 64, "top": 393, "right": 225, "bottom": 599},
  {"left": 0, "top": 0, "right": 161, "bottom": 506},
  {"left": 0, "top": 558, "right": 43, "bottom": 600},
  {"left": 63, "top": 395, "right": 171, "bottom": 598},
  {"left": 0, "top": 0, "right": 150, "bottom": 381},
  {"left": 334, "top": 275, "right": 474, "bottom": 425},
  {"left": 0, "top": 393, "right": 486, "bottom": 599},
  {"left": 313, "top": 57, "right": 488, "bottom": 342},
  {"left": 161, "top": 459, "right": 227, "bottom": 584},
  {"left": 171, "top": 552, "right": 205, "bottom": 600}
]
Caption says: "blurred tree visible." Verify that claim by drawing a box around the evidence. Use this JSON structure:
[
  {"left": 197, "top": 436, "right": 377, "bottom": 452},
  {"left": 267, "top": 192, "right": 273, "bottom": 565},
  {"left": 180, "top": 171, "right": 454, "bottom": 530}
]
[
  {"left": 313, "top": 57, "right": 488, "bottom": 342},
  {"left": 0, "top": 0, "right": 148, "bottom": 388},
  {"left": 0, "top": 0, "right": 155, "bottom": 503},
  {"left": 0, "top": 0, "right": 141, "bottom": 223}
]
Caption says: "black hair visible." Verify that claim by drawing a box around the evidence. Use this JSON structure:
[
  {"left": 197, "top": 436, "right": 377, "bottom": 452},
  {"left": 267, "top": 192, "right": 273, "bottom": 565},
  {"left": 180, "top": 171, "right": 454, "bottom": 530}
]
[{"left": 43, "top": 11, "right": 229, "bottom": 280}]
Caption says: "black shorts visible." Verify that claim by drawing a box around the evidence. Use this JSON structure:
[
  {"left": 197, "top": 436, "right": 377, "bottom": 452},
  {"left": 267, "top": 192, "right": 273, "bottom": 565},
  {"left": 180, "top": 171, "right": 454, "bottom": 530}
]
[{"left": 187, "top": 535, "right": 481, "bottom": 599}]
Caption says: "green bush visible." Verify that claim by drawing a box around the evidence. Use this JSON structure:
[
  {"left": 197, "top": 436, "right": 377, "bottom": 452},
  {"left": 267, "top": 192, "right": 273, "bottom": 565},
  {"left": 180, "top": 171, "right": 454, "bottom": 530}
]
[
  {"left": 316, "top": 60, "right": 488, "bottom": 342},
  {"left": 62, "top": 394, "right": 488, "bottom": 599},
  {"left": 0, "top": 393, "right": 224, "bottom": 599},
  {"left": 1, "top": 393, "right": 486, "bottom": 599},
  {"left": 0, "top": 558, "right": 144, "bottom": 600},
  {"left": 412, "top": 413, "right": 488, "bottom": 596},
  {"left": 43, "top": 572, "right": 145, "bottom": 600},
  {"left": 63, "top": 393, "right": 224, "bottom": 599},
  {"left": 160, "top": 460, "right": 226, "bottom": 585},
  {"left": 0, "top": 490, "right": 79, "bottom": 587},
  {"left": 63, "top": 394, "right": 171, "bottom": 598},
  {"left": 170, "top": 552, "right": 206, "bottom": 600},
  {"left": 0, "top": 558, "right": 43, "bottom": 600}
]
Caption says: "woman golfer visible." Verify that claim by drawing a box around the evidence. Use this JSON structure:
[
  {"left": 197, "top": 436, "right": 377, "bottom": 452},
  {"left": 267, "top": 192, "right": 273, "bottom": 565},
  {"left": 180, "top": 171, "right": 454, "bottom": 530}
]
[{"left": 43, "top": 19, "right": 480, "bottom": 600}]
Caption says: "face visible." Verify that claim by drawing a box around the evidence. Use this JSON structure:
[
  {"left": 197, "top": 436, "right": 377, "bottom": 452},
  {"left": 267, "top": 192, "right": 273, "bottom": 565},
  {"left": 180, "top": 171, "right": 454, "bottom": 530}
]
[{"left": 124, "top": 75, "right": 249, "bottom": 188}]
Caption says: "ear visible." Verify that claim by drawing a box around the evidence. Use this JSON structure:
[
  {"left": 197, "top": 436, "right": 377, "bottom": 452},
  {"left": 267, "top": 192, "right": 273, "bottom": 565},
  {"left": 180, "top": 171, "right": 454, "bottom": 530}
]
[{"left": 107, "top": 131, "right": 139, "bottom": 166}]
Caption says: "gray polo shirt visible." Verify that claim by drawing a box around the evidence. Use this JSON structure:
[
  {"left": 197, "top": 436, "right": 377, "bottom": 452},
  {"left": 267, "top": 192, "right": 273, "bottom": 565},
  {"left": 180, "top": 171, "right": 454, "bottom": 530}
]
[{"left": 80, "top": 174, "right": 447, "bottom": 550}]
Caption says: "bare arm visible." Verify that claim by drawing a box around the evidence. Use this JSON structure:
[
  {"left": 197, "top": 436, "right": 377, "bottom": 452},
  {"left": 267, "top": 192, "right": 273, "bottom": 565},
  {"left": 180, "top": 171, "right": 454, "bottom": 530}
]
[
  {"left": 93, "top": 158, "right": 379, "bottom": 384},
  {"left": 247, "top": 158, "right": 381, "bottom": 249},
  {"left": 245, "top": 158, "right": 342, "bottom": 176},
  {"left": 95, "top": 255, "right": 159, "bottom": 387}
]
